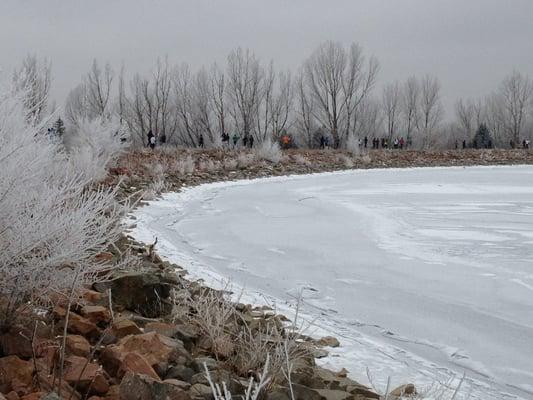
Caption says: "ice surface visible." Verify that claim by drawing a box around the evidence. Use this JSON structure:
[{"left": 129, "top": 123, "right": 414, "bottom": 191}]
[{"left": 129, "top": 166, "right": 533, "bottom": 400}]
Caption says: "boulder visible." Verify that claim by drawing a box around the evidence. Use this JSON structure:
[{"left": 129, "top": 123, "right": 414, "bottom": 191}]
[
  {"left": 165, "top": 365, "right": 195, "bottom": 383},
  {"left": 66, "top": 335, "right": 91, "bottom": 357},
  {"left": 0, "top": 356, "right": 33, "bottom": 394},
  {"left": 187, "top": 384, "right": 212, "bottom": 400},
  {"left": 317, "top": 336, "right": 340, "bottom": 348},
  {"left": 117, "top": 332, "right": 187, "bottom": 367},
  {"left": 81, "top": 306, "right": 111, "bottom": 324},
  {"left": 93, "top": 272, "right": 175, "bottom": 317},
  {"left": 0, "top": 327, "right": 33, "bottom": 359},
  {"left": 111, "top": 319, "right": 142, "bottom": 339},
  {"left": 390, "top": 383, "right": 417, "bottom": 397},
  {"left": 81, "top": 289, "right": 106, "bottom": 305},
  {"left": 190, "top": 357, "right": 217, "bottom": 373},
  {"left": 120, "top": 353, "right": 160, "bottom": 381},
  {"left": 314, "top": 389, "right": 352, "bottom": 400},
  {"left": 119, "top": 372, "right": 191, "bottom": 400},
  {"left": 63, "top": 355, "right": 109, "bottom": 395}
]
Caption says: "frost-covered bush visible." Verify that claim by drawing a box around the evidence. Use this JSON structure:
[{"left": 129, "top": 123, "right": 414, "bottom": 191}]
[
  {"left": 198, "top": 159, "right": 219, "bottom": 172},
  {"left": 253, "top": 138, "right": 282, "bottom": 164},
  {"left": 173, "top": 155, "right": 196, "bottom": 175},
  {"left": 345, "top": 135, "right": 361, "bottom": 156},
  {"left": 236, "top": 152, "right": 256, "bottom": 168},
  {"left": 0, "top": 85, "right": 124, "bottom": 326},
  {"left": 64, "top": 116, "right": 128, "bottom": 183},
  {"left": 292, "top": 154, "right": 311, "bottom": 167}
]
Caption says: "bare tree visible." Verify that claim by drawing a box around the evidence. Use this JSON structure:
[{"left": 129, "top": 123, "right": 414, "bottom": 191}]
[
  {"left": 13, "top": 54, "right": 52, "bottom": 124},
  {"left": 402, "top": 76, "right": 420, "bottom": 146},
  {"left": 382, "top": 82, "right": 401, "bottom": 141},
  {"left": 454, "top": 98, "right": 477, "bottom": 142},
  {"left": 498, "top": 70, "right": 532, "bottom": 146},
  {"left": 417, "top": 75, "right": 444, "bottom": 148},
  {"left": 303, "top": 41, "right": 378, "bottom": 147},
  {"left": 294, "top": 71, "right": 316, "bottom": 147},
  {"left": 483, "top": 93, "right": 506, "bottom": 146},
  {"left": 268, "top": 70, "right": 293, "bottom": 139},
  {"left": 194, "top": 67, "right": 215, "bottom": 145},
  {"left": 227, "top": 48, "right": 264, "bottom": 141},
  {"left": 85, "top": 59, "right": 114, "bottom": 118},
  {"left": 255, "top": 61, "right": 275, "bottom": 142},
  {"left": 210, "top": 63, "right": 228, "bottom": 140},
  {"left": 353, "top": 97, "right": 383, "bottom": 140}
]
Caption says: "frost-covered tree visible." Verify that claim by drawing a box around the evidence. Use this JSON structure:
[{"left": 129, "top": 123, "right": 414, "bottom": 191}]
[
  {"left": 0, "top": 83, "right": 125, "bottom": 327},
  {"left": 12, "top": 54, "right": 52, "bottom": 125}
]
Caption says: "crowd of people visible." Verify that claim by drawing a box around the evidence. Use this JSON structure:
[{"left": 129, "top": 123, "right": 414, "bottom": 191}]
[{"left": 144, "top": 130, "right": 532, "bottom": 151}]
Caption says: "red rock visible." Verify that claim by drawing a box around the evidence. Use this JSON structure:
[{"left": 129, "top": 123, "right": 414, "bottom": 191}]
[
  {"left": 67, "top": 313, "right": 99, "bottom": 337},
  {"left": 111, "top": 319, "right": 141, "bottom": 339},
  {"left": 63, "top": 355, "right": 109, "bottom": 395},
  {"left": 82, "top": 289, "right": 106, "bottom": 305},
  {"left": 117, "top": 332, "right": 180, "bottom": 367},
  {"left": 66, "top": 335, "right": 91, "bottom": 357},
  {"left": 19, "top": 393, "right": 44, "bottom": 400},
  {"left": 103, "top": 385, "right": 119, "bottom": 400},
  {"left": 4, "top": 392, "right": 19, "bottom": 400},
  {"left": 0, "top": 356, "right": 33, "bottom": 394},
  {"left": 81, "top": 306, "right": 111, "bottom": 324},
  {"left": 119, "top": 353, "right": 160, "bottom": 381}
]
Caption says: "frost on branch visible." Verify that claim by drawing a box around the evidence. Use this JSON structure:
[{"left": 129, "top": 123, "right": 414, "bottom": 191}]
[{"left": 0, "top": 83, "right": 124, "bottom": 327}]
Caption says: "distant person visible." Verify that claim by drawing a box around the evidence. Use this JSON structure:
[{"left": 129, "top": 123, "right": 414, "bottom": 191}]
[
  {"left": 249, "top": 135, "right": 254, "bottom": 148},
  {"left": 147, "top": 130, "right": 154, "bottom": 147},
  {"left": 243, "top": 136, "right": 248, "bottom": 147},
  {"left": 149, "top": 135, "right": 156, "bottom": 149},
  {"left": 221, "top": 133, "right": 229, "bottom": 147},
  {"left": 462, "top": 140, "right": 466, "bottom": 149},
  {"left": 364, "top": 136, "right": 368, "bottom": 148},
  {"left": 320, "top": 136, "right": 325, "bottom": 149},
  {"left": 199, "top": 134, "right": 204, "bottom": 148},
  {"left": 232, "top": 133, "right": 240, "bottom": 148},
  {"left": 399, "top": 137, "right": 405, "bottom": 150},
  {"left": 160, "top": 134, "right": 166, "bottom": 144},
  {"left": 393, "top": 138, "right": 399, "bottom": 149},
  {"left": 526, "top": 139, "right": 530, "bottom": 149},
  {"left": 455, "top": 140, "right": 458, "bottom": 150}
]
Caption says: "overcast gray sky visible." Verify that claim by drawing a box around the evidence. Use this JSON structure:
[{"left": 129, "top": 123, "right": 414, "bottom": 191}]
[{"left": 1, "top": 0, "right": 532, "bottom": 113}]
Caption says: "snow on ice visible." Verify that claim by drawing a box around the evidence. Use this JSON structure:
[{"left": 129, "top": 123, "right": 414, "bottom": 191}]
[{"left": 129, "top": 166, "right": 533, "bottom": 400}]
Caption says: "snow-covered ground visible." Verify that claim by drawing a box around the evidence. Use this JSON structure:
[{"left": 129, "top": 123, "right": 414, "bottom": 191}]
[{"left": 129, "top": 166, "right": 533, "bottom": 400}]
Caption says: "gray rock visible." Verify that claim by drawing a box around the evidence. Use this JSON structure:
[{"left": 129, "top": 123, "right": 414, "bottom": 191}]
[
  {"left": 166, "top": 365, "right": 196, "bottom": 383},
  {"left": 93, "top": 272, "right": 176, "bottom": 317}
]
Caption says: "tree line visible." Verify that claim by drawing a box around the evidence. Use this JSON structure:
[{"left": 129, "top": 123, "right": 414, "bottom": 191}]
[{"left": 13, "top": 41, "right": 533, "bottom": 149}]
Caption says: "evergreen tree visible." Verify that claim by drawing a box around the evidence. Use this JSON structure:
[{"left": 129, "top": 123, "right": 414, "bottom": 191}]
[
  {"left": 473, "top": 123, "right": 492, "bottom": 149},
  {"left": 53, "top": 117, "right": 66, "bottom": 137}
]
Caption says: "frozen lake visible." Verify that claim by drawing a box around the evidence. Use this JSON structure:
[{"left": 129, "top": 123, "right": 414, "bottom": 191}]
[{"left": 130, "top": 166, "right": 533, "bottom": 400}]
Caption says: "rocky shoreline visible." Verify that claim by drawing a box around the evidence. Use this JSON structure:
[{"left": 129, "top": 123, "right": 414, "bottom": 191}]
[{"left": 2, "top": 148, "right": 529, "bottom": 400}]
